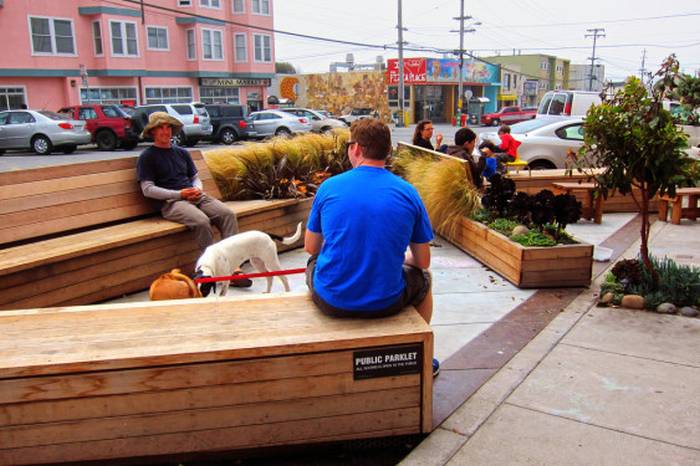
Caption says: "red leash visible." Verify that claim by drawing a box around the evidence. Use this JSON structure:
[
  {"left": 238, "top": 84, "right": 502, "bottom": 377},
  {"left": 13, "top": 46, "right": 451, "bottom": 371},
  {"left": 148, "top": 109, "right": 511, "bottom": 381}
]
[{"left": 194, "top": 267, "right": 307, "bottom": 284}]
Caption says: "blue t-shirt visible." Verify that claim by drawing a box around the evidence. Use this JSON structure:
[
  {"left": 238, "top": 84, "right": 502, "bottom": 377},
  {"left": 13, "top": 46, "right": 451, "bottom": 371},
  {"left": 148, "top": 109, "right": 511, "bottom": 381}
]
[
  {"left": 307, "top": 166, "right": 433, "bottom": 311},
  {"left": 136, "top": 145, "right": 197, "bottom": 190}
]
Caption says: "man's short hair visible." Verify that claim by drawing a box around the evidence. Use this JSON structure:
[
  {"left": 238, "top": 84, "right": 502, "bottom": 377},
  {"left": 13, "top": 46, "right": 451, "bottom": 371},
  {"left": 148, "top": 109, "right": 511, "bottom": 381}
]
[
  {"left": 455, "top": 127, "right": 477, "bottom": 146},
  {"left": 498, "top": 125, "right": 511, "bottom": 134},
  {"left": 351, "top": 119, "right": 391, "bottom": 160}
]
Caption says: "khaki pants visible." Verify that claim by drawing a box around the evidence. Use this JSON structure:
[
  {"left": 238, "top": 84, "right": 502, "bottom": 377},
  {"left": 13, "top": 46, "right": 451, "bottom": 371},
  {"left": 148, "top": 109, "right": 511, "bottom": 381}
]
[{"left": 161, "top": 194, "right": 238, "bottom": 251}]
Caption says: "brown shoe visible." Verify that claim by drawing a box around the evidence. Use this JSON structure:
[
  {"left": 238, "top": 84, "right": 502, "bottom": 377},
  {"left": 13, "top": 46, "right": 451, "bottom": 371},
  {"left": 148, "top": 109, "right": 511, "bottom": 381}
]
[{"left": 231, "top": 271, "right": 252, "bottom": 288}]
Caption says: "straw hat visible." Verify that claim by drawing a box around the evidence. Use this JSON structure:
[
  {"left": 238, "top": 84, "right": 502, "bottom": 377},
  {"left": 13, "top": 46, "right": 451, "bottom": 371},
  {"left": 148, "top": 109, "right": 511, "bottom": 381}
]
[{"left": 141, "top": 111, "right": 183, "bottom": 139}]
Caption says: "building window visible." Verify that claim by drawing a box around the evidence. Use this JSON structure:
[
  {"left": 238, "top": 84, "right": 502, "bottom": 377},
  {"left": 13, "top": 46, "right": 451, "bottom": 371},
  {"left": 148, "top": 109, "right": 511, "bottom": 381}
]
[
  {"left": 200, "top": 0, "right": 221, "bottom": 8},
  {"left": 555, "top": 64, "right": 563, "bottom": 74},
  {"left": 234, "top": 33, "right": 247, "bottom": 62},
  {"left": 504, "top": 74, "right": 511, "bottom": 90},
  {"left": 110, "top": 20, "right": 138, "bottom": 57},
  {"left": 92, "top": 21, "right": 103, "bottom": 56},
  {"left": 145, "top": 87, "right": 193, "bottom": 104},
  {"left": 253, "top": 33, "right": 271, "bottom": 62},
  {"left": 202, "top": 29, "right": 223, "bottom": 60},
  {"left": 252, "top": 0, "right": 270, "bottom": 15},
  {"left": 0, "top": 87, "right": 27, "bottom": 111},
  {"left": 186, "top": 29, "right": 196, "bottom": 59},
  {"left": 178, "top": 0, "right": 192, "bottom": 5},
  {"left": 147, "top": 26, "right": 168, "bottom": 50},
  {"left": 199, "top": 86, "right": 240, "bottom": 104},
  {"left": 513, "top": 75, "right": 518, "bottom": 88},
  {"left": 232, "top": 0, "right": 245, "bottom": 13},
  {"left": 29, "top": 16, "right": 76, "bottom": 55},
  {"left": 80, "top": 87, "right": 138, "bottom": 105},
  {"left": 540, "top": 61, "right": 549, "bottom": 71}
]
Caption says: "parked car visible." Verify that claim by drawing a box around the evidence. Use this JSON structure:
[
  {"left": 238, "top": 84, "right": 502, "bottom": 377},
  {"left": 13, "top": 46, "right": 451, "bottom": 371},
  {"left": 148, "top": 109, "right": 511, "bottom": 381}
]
[
  {"left": 58, "top": 104, "right": 139, "bottom": 151},
  {"left": 481, "top": 117, "right": 585, "bottom": 170},
  {"left": 536, "top": 90, "right": 601, "bottom": 122},
  {"left": 480, "top": 106, "right": 536, "bottom": 127},
  {"left": 338, "top": 108, "right": 374, "bottom": 125},
  {"left": 132, "top": 103, "right": 212, "bottom": 146},
  {"left": 283, "top": 108, "right": 346, "bottom": 133},
  {"left": 0, "top": 109, "right": 91, "bottom": 155},
  {"left": 248, "top": 110, "right": 313, "bottom": 137},
  {"left": 197, "top": 103, "right": 255, "bottom": 144}
]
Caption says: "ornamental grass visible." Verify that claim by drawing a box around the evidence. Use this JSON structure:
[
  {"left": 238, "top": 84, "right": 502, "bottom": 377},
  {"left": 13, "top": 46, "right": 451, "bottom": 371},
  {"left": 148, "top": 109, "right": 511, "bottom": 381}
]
[{"left": 204, "top": 129, "right": 350, "bottom": 200}]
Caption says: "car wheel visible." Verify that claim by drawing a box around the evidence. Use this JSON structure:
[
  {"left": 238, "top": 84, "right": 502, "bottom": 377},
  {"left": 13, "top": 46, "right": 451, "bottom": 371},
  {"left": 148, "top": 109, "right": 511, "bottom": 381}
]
[
  {"left": 528, "top": 160, "right": 556, "bottom": 170},
  {"left": 121, "top": 141, "right": 138, "bottom": 151},
  {"left": 491, "top": 119, "right": 500, "bottom": 127},
  {"left": 184, "top": 138, "right": 199, "bottom": 147},
  {"left": 220, "top": 128, "right": 238, "bottom": 145},
  {"left": 275, "top": 127, "right": 292, "bottom": 137},
  {"left": 172, "top": 131, "right": 186, "bottom": 146},
  {"left": 32, "top": 135, "right": 53, "bottom": 155},
  {"left": 96, "top": 129, "right": 118, "bottom": 151},
  {"left": 61, "top": 145, "right": 77, "bottom": 154},
  {"left": 320, "top": 126, "right": 332, "bottom": 133}
]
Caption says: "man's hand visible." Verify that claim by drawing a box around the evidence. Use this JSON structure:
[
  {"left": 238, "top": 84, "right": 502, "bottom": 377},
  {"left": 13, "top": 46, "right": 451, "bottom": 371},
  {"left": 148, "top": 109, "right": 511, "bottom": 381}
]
[
  {"left": 436, "top": 133, "right": 444, "bottom": 147},
  {"left": 180, "top": 187, "right": 202, "bottom": 202}
]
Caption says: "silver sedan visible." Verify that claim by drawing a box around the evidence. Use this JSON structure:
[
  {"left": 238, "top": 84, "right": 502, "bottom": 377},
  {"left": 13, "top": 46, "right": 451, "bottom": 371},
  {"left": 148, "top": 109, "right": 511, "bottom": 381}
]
[
  {"left": 481, "top": 118, "right": 585, "bottom": 170},
  {"left": 0, "top": 109, "right": 91, "bottom": 155},
  {"left": 248, "top": 110, "right": 313, "bottom": 138},
  {"left": 282, "top": 108, "right": 347, "bottom": 133}
]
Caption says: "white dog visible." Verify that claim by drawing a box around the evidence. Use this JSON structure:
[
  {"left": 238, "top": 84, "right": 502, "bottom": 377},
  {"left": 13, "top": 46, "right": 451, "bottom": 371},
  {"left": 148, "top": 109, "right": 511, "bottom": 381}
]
[{"left": 194, "top": 222, "right": 303, "bottom": 297}]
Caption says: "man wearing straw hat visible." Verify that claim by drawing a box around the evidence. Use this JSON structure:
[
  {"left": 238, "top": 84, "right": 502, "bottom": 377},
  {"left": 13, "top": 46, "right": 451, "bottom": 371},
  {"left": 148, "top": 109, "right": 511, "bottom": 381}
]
[{"left": 136, "top": 112, "right": 249, "bottom": 286}]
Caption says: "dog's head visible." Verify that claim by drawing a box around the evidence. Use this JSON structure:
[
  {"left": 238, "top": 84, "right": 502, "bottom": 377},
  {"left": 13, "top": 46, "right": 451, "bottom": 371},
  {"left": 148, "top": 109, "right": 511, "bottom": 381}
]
[{"left": 193, "top": 266, "right": 216, "bottom": 297}]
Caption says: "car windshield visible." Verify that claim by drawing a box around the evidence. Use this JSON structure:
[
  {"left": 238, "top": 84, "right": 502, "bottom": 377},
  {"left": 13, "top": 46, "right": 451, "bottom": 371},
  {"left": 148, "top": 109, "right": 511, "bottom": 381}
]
[
  {"left": 39, "top": 111, "right": 70, "bottom": 121},
  {"left": 510, "top": 119, "right": 553, "bottom": 133}
]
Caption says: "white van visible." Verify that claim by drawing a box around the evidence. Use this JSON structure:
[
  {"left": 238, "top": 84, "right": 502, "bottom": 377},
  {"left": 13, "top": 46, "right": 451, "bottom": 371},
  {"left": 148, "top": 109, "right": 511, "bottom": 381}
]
[{"left": 536, "top": 90, "right": 601, "bottom": 121}]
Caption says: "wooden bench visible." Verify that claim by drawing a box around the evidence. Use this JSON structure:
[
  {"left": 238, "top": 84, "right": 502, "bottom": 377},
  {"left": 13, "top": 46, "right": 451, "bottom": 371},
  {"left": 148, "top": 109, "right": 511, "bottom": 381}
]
[
  {"left": 0, "top": 293, "right": 433, "bottom": 464},
  {"left": 0, "top": 151, "right": 312, "bottom": 311},
  {"left": 658, "top": 187, "right": 700, "bottom": 224},
  {"left": 553, "top": 181, "right": 603, "bottom": 224}
]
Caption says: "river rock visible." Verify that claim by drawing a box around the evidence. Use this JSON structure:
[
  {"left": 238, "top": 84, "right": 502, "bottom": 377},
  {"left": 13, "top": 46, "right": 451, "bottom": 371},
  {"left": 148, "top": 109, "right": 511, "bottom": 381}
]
[
  {"left": 599, "top": 292, "right": 614, "bottom": 305},
  {"left": 656, "top": 303, "right": 677, "bottom": 314},
  {"left": 512, "top": 225, "right": 530, "bottom": 236},
  {"left": 680, "top": 306, "right": 699, "bottom": 317},
  {"left": 621, "top": 294, "right": 645, "bottom": 309}
]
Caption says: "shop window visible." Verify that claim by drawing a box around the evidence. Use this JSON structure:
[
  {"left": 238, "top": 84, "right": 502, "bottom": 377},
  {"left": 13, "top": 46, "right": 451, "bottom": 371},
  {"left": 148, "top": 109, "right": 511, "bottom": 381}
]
[
  {"left": 199, "top": 87, "right": 240, "bottom": 104},
  {"left": 80, "top": 87, "right": 138, "bottom": 104},
  {"left": 0, "top": 87, "right": 27, "bottom": 111},
  {"left": 145, "top": 87, "right": 193, "bottom": 104}
]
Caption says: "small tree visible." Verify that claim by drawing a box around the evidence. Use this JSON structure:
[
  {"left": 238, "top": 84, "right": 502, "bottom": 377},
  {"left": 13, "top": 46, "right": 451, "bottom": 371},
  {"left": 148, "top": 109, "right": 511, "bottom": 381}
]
[{"left": 581, "top": 55, "right": 695, "bottom": 282}]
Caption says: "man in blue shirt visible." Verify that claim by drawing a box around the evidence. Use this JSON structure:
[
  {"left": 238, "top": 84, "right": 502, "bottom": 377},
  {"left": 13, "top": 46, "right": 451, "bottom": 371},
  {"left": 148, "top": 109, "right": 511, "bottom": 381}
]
[{"left": 304, "top": 119, "right": 438, "bottom": 375}]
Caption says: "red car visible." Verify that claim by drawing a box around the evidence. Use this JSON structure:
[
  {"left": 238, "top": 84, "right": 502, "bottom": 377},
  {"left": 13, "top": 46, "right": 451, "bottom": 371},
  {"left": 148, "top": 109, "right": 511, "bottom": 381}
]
[
  {"left": 481, "top": 106, "right": 537, "bottom": 127},
  {"left": 58, "top": 104, "right": 139, "bottom": 151}
]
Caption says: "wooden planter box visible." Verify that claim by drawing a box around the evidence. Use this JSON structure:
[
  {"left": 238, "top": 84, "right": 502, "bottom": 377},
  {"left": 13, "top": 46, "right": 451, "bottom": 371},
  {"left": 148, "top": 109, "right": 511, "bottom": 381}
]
[
  {"left": 445, "top": 217, "right": 593, "bottom": 288},
  {"left": 508, "top": 169, "right": 658, "bottom": 213}
]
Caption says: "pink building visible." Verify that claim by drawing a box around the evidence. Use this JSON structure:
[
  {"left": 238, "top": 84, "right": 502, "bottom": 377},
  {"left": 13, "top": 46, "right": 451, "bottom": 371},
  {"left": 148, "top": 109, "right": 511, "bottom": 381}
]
[{"left": 0, "top": 0, "right": 275, "bottom": 112}]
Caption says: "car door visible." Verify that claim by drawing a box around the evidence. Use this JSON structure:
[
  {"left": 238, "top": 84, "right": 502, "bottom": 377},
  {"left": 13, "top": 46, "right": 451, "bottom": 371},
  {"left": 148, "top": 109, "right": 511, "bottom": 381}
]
[
  {"left": 251, "top": 113, "right": 273, "bottom": 136},
  {"left": 501, "top": 107, "right": 517, "bottom": 123},
  {"left": 0, "top": 112, "right": 9, "bottom": 148},
  {"left": 78, "top": 107, "right": 100, "bottom": 135},
  {"left": 4, "top": 111, "right": 36, "bottom": 149}
]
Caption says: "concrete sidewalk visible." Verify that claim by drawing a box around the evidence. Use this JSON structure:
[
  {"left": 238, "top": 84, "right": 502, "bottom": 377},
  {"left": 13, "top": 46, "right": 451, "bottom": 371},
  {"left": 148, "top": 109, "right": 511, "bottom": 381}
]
[{"left": 401, "top": 220, "right": 700, "bottom": 465}]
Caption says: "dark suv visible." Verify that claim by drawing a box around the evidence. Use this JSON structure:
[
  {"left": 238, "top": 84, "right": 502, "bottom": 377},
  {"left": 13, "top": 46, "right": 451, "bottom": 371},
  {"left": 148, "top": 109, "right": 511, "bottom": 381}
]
[
  {"left": 58, "top": 104, "right": 139, "bottom": 151},
  {"left": 200, "top": 104, "right": 255, "bottom": 144}
]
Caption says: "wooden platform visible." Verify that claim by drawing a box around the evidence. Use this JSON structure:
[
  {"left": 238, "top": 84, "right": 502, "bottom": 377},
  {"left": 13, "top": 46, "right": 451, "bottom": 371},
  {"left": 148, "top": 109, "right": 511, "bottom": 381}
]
[
  {"left": 0, "top": 293, "right": 433, "bottom": 464},
  {"left": 658, "top": 187, "right": 700, "bottom": 224}
]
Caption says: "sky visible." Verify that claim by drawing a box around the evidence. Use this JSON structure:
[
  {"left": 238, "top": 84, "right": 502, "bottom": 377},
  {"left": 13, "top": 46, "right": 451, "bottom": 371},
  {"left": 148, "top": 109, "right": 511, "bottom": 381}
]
[{"left": 273, "top": 0, "right": 700, "bottom": 81}]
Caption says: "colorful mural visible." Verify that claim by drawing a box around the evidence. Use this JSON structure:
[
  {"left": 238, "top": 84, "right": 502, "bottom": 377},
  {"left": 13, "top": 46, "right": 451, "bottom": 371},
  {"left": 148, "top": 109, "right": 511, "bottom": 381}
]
[
  {"left": 426, "top": 59, "right": 499, "bottom": 84},
  {"left": 296, "top": 71, "right": 390, "bottom": 121}
]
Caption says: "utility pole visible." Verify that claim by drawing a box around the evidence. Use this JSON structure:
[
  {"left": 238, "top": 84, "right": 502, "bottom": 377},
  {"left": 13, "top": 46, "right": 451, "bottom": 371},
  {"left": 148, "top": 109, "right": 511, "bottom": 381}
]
[
  {"left": 585, "top": 28, "right": 605, "bottom": 91},
  {"left": 639, "top": 48, "right": 648, "bottom": 88},
  {"left": 397, "top": 0, "right": 406, "bottom": 127},
  {"left": 455, "top": 0, "right": 466, "bottom": 117}
]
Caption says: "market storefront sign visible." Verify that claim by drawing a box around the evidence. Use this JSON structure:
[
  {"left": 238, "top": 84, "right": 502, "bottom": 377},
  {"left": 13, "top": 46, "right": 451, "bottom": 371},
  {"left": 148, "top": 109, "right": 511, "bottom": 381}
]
[
  {"left": 386, "top": 58, "right": 427, "bottom": 85},
  {"left": 199, "top": 78, "right": 271, "bottom": 87}
]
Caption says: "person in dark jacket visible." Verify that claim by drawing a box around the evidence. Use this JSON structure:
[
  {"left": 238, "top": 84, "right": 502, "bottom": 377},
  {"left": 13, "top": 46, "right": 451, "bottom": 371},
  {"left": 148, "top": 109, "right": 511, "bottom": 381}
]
[
  {"left": 412, "top": 120, "right": 443, "bottom": 151},
  {"left": 445, "top": 127, "right": 485, "bottom": 189}
]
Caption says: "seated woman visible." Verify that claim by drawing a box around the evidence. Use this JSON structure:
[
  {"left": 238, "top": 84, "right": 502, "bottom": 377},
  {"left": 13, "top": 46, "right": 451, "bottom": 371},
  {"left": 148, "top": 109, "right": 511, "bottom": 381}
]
[{"left": 412, "top": 120, "right": 444, "bottom": 151}]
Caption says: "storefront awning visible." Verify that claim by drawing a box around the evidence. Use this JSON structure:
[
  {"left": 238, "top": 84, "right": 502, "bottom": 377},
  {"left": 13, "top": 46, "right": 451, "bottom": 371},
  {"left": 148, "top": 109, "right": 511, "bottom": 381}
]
[{"left": 471, "top": 97, "right": 490, "bottom": 103}]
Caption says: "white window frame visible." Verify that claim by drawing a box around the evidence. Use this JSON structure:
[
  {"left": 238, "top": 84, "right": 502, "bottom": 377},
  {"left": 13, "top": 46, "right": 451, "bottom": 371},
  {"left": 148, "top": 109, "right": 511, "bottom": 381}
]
[
  {"left": 186, "top": 28, "right": 196, "bottom": 60},
  {"left": 146, "top": 25, "right": 169, "bottom": 51},
  {"left": 109, "top": 20, "right": 140, "bottom": 57},
  {"left": 92, "top": 20, "right": 103, "bottom": 57},
  {"left": 0, "top": 86, "right": 28, "bottom": 111},
  {"left": 201, "top": 28, "right": 224, "bottom": 61},
  {"left": 540, "top": 61, "right": 549, "bottom": 71},
  {"left": 28, "top": 15, "right": 77, "bottom": 57},
  {"left": 234, "top": 32, "right": 247, "bottom": 63},
  {"left": 232, "top": 0, "right": 245, "bottom": 14},
  {"left": 253, "top": 33, "right": 272, "bottom": 63},
  {"left": 252, "top": 0, "right": 270, "bottom": 15},
  {"left": 143, "top": 86, "right": 194, "bottom": 104},
  {"left": 200, "top": 0, "right": 221, "bottom": 8}
]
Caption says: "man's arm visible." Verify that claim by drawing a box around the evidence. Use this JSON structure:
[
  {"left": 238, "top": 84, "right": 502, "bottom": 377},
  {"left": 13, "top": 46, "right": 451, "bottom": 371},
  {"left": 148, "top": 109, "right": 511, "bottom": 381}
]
[
  {"left": 405, "top": 242, "right": 431, "bottom": 269},
  {"left": 304, "top": 229, "right": 323, "bottom": 255},
  {"left": 140, "top": 180, "right": 182, "bottom": 201}
]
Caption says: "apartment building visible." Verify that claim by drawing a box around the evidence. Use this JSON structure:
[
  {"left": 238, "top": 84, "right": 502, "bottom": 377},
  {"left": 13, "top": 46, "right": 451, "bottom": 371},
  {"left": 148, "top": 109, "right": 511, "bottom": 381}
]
[
  {"left": 569, "top": 64, "right": 605, "bottom": 92},
  {"left": 0, "top": 0, "right": 275, "bottom": 112}
]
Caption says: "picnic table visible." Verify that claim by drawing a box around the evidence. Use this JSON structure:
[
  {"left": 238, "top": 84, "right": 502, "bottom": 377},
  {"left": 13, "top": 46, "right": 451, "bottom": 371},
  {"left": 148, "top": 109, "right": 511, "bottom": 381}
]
[{"left": 553, "top": 182, "right": 603, "bottom": 224}]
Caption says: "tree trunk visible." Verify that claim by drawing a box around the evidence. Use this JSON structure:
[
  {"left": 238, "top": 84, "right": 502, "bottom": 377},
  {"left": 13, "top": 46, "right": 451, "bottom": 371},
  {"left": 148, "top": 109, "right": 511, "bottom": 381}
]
[{"left": 638, "top": 185, "right": 659, "bottom": 285}]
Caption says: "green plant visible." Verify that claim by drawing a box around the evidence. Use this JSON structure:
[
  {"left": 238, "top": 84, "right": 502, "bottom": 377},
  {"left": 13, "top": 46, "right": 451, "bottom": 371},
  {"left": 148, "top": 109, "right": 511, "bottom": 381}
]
[
  {"left": 482, "top": 174, "right": 515, "bottom": 218},
  {"left": 580, "top": 56, "right": 695, "bottom": 283},
  {"left": 510, "top": 230, "right": 557, "bottom": 247},
  {"left": 628, "top": 255, "right": 700, "bottom": 309},
  {"left": 487, "top": 218, "right": 520, "bottom": 236}
]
